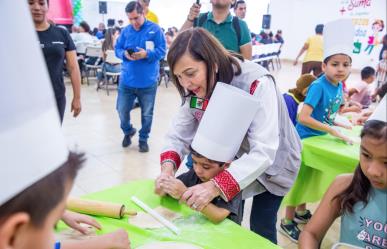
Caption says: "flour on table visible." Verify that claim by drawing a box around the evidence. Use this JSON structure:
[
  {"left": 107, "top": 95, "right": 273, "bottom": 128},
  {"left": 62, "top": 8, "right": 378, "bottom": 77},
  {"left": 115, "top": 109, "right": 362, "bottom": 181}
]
[
  {"left": 136, "top": 241, "right": 203, "bottom": 249},
  {"left": 128, "top": 206, "right": 181, "bottom": 229}
]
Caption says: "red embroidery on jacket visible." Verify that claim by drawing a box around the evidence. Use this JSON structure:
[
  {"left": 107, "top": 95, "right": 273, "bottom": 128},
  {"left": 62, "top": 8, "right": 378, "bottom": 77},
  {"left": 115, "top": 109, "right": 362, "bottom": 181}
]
[
  {"left": 213, "top": 170, "right": 240, "bottom": 201},
  {"left": 249, "top": 80, "right": 260, "bottom": 95},
  {"left": 160, "top": 151, "right": 181, "bottom": 169},
  {"left": 194, "top": 111, "right": 203, "bottom": 121}
]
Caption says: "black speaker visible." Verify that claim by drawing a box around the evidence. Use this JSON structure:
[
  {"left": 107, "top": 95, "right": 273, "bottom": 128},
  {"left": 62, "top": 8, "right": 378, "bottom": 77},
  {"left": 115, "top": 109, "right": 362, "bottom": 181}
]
[
  {"left": 262, "top": 14, "right": 271, "bottom": 29},
  {"left": 99, "top": 1, "right": 107, "bottom": 14},
  {"left": 107, "top": 19, "right": 115, "bottom": 27}
]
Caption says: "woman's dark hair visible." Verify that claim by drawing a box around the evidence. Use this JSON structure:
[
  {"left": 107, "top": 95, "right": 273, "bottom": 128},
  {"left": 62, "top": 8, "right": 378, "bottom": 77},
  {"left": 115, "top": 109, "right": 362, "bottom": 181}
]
[
  {"left": 79, "top": 21, "right": 91, "bottom": 33},
  {"left": 0, "top": 152, "right": 85, "bottom": 227},
  {"left": 167, "top": 28, "right": 243, "bottom": 103},
  {"left": 102, "top": 28, "right": 117, "bottom": 52},
  {"left": 334, "top": 120, "right": 387, "bottom": 214}
]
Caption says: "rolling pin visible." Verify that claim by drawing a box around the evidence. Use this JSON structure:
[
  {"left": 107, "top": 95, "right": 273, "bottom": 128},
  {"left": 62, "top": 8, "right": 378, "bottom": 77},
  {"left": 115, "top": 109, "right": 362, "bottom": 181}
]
[{"left": 67, "top": 197, "right": 137, "bottom": 219}]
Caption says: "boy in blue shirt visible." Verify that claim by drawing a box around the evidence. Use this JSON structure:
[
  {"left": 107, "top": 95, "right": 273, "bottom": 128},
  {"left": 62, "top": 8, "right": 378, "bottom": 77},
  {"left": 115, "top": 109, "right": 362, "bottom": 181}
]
[{"left": 280, "top": 19, "right": 355, "bottom": 242}]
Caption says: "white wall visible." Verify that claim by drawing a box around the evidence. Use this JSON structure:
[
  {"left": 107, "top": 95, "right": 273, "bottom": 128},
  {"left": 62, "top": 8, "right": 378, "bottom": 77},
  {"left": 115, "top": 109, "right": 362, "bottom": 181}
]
[
  {"left": 269, "top": 0, "right": 387, "bottom": 70},
  {"left": 81, "top": 0, "right": 269, "bottom": 32}
]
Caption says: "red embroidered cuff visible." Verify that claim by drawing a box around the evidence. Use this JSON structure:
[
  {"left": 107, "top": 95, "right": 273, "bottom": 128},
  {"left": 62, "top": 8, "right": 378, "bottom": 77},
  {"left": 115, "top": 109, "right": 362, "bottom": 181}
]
[
  {"left": 249, "top": 79, "right": 260, "bottom": 95},
  {"left": 213, "top": 170, "right": 240, "bottom": 201},
  {"left": 160, "top": 151, "right": 181, "bottom": 169}
]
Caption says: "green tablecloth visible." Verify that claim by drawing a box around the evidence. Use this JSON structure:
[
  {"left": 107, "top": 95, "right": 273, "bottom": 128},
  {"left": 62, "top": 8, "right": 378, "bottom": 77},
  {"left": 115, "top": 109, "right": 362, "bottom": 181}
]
[
  {"left": 282, "top": 126, "right": 361, "bottom": 206},
  {"left": 59, "top": 180, "right": 280, "bottom": 249}
]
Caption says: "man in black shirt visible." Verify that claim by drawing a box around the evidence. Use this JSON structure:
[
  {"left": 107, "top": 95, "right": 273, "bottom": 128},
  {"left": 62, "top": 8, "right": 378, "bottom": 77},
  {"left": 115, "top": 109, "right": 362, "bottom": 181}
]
[{"left": 29, "top": 0, "right": 81, "bottom": 122}]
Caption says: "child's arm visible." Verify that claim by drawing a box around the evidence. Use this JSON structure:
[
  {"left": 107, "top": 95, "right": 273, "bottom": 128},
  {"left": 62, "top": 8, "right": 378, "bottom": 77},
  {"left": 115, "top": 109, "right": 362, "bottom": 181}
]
[
  {"left": 201, "top": 203, "right": 230, "bottom": 224},
  {"left": 298, "top": 104, "right": 353, "bottom": 144},
  {"left": 347, "top": 87, "right": 358, "bottom": 98},
  {"left": 299, "top": 175, "right": 352, "bottom": 249},
  {"left": 61, "top": 210, "right": 101, "bottom": 234},
  {"left": 60, "top": 229, "right": 130, "bottom": 249},
  {"left": 160, "top": 177, "right": 231, "bottom": 224}
]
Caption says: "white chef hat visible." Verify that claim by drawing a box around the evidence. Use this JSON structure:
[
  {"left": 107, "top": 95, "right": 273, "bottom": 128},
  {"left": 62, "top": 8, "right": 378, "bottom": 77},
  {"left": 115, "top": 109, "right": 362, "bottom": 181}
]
[
  {"left": 368, "top": 96, "right": 386, "bottom": 122},
  {"left": 191, "top": 82, "right": 260, "bottom": 162},
  {"left": 323, "top": 19, "right": 355, "bottom": 61},
  {"left": 0, "top": 2, "right": 68, "bottom": 205}
]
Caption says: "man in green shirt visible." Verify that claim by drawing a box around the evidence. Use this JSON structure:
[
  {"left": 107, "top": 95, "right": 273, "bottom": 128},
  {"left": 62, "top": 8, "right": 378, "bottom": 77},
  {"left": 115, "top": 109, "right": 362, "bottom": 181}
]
[{"left": 180, "top": 0, "right": 252, "bottom": 60}]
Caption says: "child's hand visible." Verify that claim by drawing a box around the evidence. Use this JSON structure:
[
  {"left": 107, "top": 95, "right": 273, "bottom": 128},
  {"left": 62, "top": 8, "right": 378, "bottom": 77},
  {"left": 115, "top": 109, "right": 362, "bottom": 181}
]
[
  {"left": 61, "top": 210, "right": 102, "bottom": 234},
  {"left": 160, "top": 176, "right": 187, "bottom": 199},
  {"left": 329, "top": 127, "right": 354, "bottom": 145},
  {"left": 101, "top": 229, "right": 130, "bottom": 249}
]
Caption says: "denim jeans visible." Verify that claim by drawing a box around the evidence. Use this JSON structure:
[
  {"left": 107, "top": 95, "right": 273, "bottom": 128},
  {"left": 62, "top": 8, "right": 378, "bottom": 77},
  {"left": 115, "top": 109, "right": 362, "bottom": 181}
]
[
  {"left": 97, "top": 62, "right": 122, "bottom": 82},
  {"left": 116, "top": 83, "right": 157, "bottom": 142},
  {"left": 242, "top": 191, "right": 284, "bottom": 244}
]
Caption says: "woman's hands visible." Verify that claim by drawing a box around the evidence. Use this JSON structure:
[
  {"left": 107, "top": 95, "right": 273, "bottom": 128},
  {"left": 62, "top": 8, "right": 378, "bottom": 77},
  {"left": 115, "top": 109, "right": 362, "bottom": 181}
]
[
  {"left": 155, "top": 162, "right": 175, "bottom": 196},
  {"left": 158, "top": 176, "right": 187, "bottom": 199},
  {"left": 180, "top": 181, "right": 221, "bottom": 212}
]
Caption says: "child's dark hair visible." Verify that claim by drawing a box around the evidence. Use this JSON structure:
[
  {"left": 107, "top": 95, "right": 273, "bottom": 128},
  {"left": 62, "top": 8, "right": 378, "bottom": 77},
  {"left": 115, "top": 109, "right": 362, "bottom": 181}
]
[
  {"left": 360, "top": 66, "right": 375, "bottom": 80},
  {"left": 0, "top": 152, "right": 85, "bottom": 227},
  {"left": 334, "top": 120, "right": 387, "bottom": 214},
  {"left": 190, "top": 146, "right": 225, "bottom": 166},
  {"left": 323, "top": 53, "right": 352, "bottom": 64}
]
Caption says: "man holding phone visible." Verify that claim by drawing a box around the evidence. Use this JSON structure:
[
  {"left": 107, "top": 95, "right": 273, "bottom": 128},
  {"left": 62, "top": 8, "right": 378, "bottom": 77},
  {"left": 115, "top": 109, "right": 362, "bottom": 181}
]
[
  {"left": 115, "top": 1, "right": 166, "bottom": 152},
  {"left": 181, "top": 0, "right": 252, "bottom": 60}
]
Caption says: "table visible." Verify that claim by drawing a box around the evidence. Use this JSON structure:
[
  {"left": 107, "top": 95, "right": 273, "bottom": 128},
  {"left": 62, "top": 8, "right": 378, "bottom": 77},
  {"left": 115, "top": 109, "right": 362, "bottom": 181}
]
[
  {"left": 282, "top": 126, "right": 361, "bottom": 206},
  {"left": 58, "top": 180, "right": 280, "bottom": 249}
]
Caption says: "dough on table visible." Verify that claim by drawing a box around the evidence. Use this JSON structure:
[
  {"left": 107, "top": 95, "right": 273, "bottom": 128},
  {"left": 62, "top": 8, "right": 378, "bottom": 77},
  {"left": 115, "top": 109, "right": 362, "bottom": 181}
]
[
  {"left": 136, "top": 241, "right": 203, "bottom": 249},
  {"left": 55, "top": 224, "right": 96, "bottom": 241},
  {"left": 128, "top": 206, "right": 181, "bottom": 229}
]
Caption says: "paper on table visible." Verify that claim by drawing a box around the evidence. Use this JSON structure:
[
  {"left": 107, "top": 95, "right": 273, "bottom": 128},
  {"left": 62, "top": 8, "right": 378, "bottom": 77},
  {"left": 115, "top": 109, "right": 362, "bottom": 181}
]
[{"left": 191, "top": 82, "right": 260, "bottom": 162}]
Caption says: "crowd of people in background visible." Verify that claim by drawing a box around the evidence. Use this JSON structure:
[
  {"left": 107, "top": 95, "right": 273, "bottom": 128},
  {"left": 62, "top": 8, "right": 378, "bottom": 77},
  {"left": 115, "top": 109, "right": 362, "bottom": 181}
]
[{"left": 5, "top": 1, "right": 385, "bottom": 249}]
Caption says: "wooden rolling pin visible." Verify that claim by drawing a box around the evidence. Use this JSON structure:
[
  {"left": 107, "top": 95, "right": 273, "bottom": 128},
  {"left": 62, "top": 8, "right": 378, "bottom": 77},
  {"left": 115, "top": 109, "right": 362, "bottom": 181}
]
[{"left": 67, "top": 197, "right": 137, "bottom": 219}]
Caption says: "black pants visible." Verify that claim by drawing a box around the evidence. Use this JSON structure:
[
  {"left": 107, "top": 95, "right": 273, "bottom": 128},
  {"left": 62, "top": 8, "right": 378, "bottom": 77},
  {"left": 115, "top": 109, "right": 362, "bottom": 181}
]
[{"left": 242, "top": 191, "right": 284, "bottom": 244}]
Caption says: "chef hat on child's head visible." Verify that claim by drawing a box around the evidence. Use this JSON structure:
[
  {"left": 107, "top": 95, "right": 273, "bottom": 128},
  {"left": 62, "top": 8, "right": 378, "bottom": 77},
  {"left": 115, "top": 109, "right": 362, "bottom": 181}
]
[
  {"left": 368, "top": 96, "right": 386, "bottom": 122},
  {"left": 191, "top": 83, "right": 260, "bottom": 162},
  {"left": 0, "top": 2, "right": 68, "bottom": 205},
  {"left": 323, "top": 19, "right": 355, "bottom": 61}
]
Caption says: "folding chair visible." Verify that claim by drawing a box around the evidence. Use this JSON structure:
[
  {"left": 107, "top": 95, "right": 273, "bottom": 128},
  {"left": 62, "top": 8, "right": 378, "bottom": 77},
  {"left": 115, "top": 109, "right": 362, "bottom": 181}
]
[
  {"left": 97, "top": 50, "right": 122, "bottom": 96},
  {"left": 84, "top": 46, "right": 102, "bottom": 85}
]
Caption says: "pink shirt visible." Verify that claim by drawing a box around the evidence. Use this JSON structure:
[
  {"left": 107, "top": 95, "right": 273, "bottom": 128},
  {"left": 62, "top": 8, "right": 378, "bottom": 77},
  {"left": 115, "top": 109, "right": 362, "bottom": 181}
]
[{"left": 350, "top": 80, "right": 371, "bottom": 106}]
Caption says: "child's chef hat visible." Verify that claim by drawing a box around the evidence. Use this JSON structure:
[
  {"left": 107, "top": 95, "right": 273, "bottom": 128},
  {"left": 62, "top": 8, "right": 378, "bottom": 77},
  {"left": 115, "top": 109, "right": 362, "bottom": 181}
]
[
  {"left": 0, "top": 2, "right": 68, "bottom": 205},
  {"left": 191, "top": 82, "right": 260, "bottom": 162}
]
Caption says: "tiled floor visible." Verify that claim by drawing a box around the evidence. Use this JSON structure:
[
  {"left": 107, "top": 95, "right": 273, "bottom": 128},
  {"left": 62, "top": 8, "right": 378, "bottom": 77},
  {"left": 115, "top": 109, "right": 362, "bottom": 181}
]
[{"left": 63, "top": 61, "right": 358, "bottom": 248}]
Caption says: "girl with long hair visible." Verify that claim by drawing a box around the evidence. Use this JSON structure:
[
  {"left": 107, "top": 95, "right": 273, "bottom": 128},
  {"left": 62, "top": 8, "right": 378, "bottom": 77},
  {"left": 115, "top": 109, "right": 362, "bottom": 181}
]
[
  {"left": 299, "top": 112, "right": 387, "bottom": 248},
  {"left": 97, "top": 28, "right": 122, "bottom": 85}
]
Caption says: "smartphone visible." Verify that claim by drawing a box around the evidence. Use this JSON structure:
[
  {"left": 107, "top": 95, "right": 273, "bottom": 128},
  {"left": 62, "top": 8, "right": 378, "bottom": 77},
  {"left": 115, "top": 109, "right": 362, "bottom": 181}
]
[{"left": 126, "top": 48, "right": 135, "bottom": 55}]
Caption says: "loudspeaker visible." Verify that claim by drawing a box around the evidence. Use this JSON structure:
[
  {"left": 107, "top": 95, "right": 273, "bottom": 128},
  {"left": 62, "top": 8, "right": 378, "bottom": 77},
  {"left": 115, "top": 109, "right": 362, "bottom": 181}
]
[
  {"left": 262, "top": 14, "right": 271, "bottom": 29},
  {"left": 107, "top": 19, "right": 115, "bottom": 27},
  {"left": 99, "top": 1, "right": 107, "bottom": 14}
]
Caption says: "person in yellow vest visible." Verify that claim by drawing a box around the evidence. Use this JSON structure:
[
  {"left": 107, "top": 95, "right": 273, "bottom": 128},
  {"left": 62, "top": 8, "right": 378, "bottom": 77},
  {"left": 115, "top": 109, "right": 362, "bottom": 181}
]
[{"left": 138, "top": 0, "right": 159, "bottom": 24}]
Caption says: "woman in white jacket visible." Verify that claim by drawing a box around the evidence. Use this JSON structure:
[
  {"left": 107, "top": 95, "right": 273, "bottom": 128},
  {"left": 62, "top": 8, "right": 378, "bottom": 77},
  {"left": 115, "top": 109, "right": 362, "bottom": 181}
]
[{"left": 155, "top": 28, "right": 301, "bottom": 244}]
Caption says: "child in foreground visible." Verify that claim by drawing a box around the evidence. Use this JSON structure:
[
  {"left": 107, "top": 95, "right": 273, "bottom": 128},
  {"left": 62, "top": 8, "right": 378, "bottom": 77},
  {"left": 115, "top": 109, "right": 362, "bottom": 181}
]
[
  {"left": 159, "top": 147, "right": 242, "bottom": 224},
  {"left": 299, "top": 102, "right": 386, "bottom": 248}
]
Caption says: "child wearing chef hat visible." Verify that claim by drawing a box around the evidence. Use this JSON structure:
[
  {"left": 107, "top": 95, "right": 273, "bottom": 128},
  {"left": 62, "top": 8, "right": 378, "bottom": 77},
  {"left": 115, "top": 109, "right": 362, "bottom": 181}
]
[
  {"left": 280, "top": 19, "right": 356, "bottom": 242},
  {"left": 0, "top": 2, "right": 130, "bottom": 249}
]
